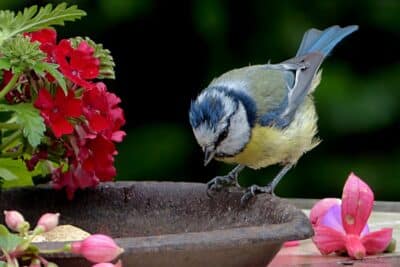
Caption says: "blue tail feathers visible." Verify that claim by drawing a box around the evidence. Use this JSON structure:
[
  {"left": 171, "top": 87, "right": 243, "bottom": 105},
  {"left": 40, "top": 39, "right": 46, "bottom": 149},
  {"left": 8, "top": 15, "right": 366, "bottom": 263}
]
[{"left": 296, "top": 25, "right": 358, "bottom": 57}]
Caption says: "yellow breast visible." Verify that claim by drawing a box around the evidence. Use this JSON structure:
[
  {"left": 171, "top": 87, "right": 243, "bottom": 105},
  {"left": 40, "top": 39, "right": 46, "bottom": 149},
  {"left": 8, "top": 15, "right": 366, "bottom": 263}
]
[{"left": 218, "top": 97, "right": 320, "bottom": 169}]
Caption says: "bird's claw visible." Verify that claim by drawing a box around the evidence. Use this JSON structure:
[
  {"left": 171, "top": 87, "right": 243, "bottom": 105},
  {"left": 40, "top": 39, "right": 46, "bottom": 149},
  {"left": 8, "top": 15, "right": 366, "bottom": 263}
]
[
  {"left": 240, "top": 184, "right": 273, "bottom": 205},
  {"left": 206, "top": 175, "right": 239, "bottom": 198}
]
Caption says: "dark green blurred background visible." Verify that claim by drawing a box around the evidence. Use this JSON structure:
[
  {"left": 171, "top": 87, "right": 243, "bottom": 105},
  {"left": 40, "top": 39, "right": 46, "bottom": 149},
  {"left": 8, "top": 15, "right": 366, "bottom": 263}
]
[{"left": 3, "top": 0, "right": 400, "bottom": 200}]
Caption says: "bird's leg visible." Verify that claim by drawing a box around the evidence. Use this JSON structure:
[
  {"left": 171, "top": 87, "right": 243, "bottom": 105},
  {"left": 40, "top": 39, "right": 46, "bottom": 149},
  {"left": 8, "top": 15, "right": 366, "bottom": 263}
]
[
  {"left": 241, "top": 164, "right": 293, "bottom": 204},
  {"left": 207, "top": 165, "right": 245, "bottom": 196}
]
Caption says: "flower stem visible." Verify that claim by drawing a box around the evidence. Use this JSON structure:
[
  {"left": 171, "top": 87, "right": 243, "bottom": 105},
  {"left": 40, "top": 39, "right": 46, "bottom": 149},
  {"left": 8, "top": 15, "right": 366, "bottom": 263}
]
[
  {"left": 0, "top": 72, "right": 21, "bottom": 100},
  {"left": 0, "top": 129, "right": 23, "bottom": 151},
  {"left": 39, "top": 247, "right": 69, "bottom": 254}
]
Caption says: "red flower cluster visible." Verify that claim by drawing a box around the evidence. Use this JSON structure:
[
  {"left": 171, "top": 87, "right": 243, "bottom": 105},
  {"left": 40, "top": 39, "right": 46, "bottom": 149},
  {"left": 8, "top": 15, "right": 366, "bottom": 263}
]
[{"left": 23, "top": 29, "right": 125, "bottom": 199}]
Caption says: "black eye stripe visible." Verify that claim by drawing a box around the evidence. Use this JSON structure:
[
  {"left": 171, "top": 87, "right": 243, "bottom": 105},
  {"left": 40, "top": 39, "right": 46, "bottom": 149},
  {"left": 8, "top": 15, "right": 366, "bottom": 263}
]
[
  {"left": 214, "top": 95, "right": 239, "bottom": 147},
  {"left": 216, "top": 127, "right": 229, "bottom": 146}
]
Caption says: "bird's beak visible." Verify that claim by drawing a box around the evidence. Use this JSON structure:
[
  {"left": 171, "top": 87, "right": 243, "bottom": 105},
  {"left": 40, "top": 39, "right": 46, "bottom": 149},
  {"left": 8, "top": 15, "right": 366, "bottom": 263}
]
[{"left": 203, "top": 146, "right": 216, "bottom": 166}]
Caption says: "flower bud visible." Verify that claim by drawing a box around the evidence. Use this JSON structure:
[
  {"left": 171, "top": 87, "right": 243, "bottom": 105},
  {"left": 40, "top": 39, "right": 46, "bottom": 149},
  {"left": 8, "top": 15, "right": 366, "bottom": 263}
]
[
  {"left": 36, "top": 212, "right": 60, "bottom": 232},
  {"left": 4, "top": 210, "right": 26, "bottom": 232},
  {"left": 71, "top": 234, "right": 123, "bottom": 263},
  {"left": 91, "top": 260, "right": 122, "bottom": 267}
]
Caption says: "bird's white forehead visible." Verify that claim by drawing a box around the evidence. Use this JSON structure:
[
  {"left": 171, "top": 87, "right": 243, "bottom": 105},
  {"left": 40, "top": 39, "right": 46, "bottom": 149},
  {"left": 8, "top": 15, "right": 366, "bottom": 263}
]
[{"left": 192, "top": 124, "right": 214, "bottom": 148}]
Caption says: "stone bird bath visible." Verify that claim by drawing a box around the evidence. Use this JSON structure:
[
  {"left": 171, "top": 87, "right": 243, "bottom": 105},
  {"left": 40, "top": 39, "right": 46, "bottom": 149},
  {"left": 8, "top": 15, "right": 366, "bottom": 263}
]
[{"left": 0, "top": 182, "right": 313, "bottom": 266}]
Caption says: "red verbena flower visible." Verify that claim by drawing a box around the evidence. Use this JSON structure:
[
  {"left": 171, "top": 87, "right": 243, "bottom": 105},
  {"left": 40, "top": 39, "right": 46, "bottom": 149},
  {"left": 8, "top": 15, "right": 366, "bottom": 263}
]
[
  {"left": 54, "top": 39, "right": 100, "bottom": 88},
  {"left": 51, "top": 134, "right": 117, "bottom": 199},
  {"left": 34, "top": 88, "right": 83, "bottom": 138},
  {"left": 24, "top": 28, "right": 57, "bottom": 58},
  {"left": 81, "top": 135, "right": 117, "bottom": 181},
  {"left": 83, "top": 82, "right": 126, "bottom": 142},
  {"left": 311, "top": 173, "right": 393, "bottom": 259}
]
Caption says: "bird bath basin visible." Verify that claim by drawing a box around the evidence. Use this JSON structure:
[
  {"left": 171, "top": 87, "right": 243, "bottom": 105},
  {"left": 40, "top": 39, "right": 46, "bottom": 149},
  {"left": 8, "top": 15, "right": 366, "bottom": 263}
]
[{"left": 0, "top": 181, "right": 313, "bottom": 267}]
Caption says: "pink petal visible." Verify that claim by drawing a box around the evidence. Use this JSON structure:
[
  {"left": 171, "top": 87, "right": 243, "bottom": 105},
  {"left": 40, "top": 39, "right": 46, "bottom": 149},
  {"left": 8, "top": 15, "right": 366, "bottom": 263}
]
[
  {"left": 283, "top": 240, "right": 300, "bottom": 247},
  {"left": 320, "top": 204, "right": 345, "bottom": 233},
  {"left": 312, "top": 225, "right": 346, "bottom": 255},
  {"left": 362, "top": 228, "right": 393, "bottom": 254},
  {"left": 341, "top": 173, "right": 374, "bottom": 235},
  {"left": 345, "top": 234, "right": 366, "bottom": 259},
  {"left": 310, "top": 198, "right": 341, "bottom": 226}
]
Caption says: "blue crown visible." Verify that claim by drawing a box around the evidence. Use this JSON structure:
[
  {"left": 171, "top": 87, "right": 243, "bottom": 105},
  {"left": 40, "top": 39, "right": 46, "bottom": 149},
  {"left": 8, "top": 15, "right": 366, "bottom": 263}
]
[
  {"left": 189, "top": 93, "right": 225, "bottom": 130},
  {"left": 189, "top": 86, "right": 257, "bottom": 129}
]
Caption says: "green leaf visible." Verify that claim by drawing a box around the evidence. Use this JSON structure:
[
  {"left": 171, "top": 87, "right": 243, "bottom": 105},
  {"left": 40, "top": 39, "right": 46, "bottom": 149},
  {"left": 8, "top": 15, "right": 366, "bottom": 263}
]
[
  {"left": 0, "top": 3, "right": 86, "bottom": 44},
  {"left": 0, "top": 167, "right": 17, "bottom": 181},
  {"left": 0, "top": 58, "right": 11, "bottom": 70},
  {"left": 1, "top": 35, "right": 46, "bottom": 73},
  {"left": 34, "top": 62, "right": 67, "bottom": 93},
  {"left": 0, "top": 103, "right": 45, "bottom": 148},
  {"left": 0, "top": 158, "right": 33, "bottom": 187},
  {"left": 0, "top": 261, "right": 6, "bottom": 267},
  {"left": 70, "top": 37, "right": 116, "bottom": 79},
  {"left": 0, "top": 224, "right": 24, "bottom": 252}
]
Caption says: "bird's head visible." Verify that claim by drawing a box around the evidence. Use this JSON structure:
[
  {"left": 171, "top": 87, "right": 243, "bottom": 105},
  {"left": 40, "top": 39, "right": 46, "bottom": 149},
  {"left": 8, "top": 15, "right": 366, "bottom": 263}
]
[{"left": 189, "top": 87, "right": 254, "bottom": 166}]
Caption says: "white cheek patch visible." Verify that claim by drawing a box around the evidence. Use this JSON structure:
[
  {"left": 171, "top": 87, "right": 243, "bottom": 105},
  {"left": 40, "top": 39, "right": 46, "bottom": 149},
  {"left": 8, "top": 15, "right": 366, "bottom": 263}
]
[{"left": 217, "top": 103, "right": 251, "bottom": 155}]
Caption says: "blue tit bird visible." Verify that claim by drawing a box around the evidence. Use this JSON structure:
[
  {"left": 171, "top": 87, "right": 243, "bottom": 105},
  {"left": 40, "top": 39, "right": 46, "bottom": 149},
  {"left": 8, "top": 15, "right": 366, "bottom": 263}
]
[{"left": 189, "top": 25, "right": 358, "bottom": 203}]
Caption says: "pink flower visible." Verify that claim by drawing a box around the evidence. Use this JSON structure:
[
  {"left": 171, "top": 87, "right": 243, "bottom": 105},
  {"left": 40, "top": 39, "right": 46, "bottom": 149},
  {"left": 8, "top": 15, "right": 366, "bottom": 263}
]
[
  {"left": 283, "top": 241, "right": 300, "bottom": 247},
  {"left": 36, "top": 212, "right": 60, "bottom": 232},
  {"left": 4, "top": 210, "right": 25, "bottom": 232},
  {"left": 71, "top": 234, "right": 123, "bottom": 263},
  {"left": 310, "top": 198, "right": 341, "bottom": 226},
  {"left": 91, "top": 260, "right": 122, "bottom": 267},
  {"left": 311, "top": 173, "right": 393, "bottom": 259}
]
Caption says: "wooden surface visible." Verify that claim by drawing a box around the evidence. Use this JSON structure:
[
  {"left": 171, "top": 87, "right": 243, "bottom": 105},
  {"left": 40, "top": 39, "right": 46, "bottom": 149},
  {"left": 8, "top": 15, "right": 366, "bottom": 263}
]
[{"left": 269, "top": 201, "right": 400, "bottom": 266}]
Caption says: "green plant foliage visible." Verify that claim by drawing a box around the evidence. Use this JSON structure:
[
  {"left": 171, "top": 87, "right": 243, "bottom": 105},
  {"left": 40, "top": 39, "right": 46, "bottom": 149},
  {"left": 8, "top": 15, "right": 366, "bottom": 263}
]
[
  {"left": 0, "top": 225, "right": 23, "bottom": 252},
  {"left": 0, "top": 3, "right": 86, "bottom": 45},
  {"left": 0, "top": 158, "right": 33, "bottom": 188},
  {"left": 1, "top": 35, "right": 46, "bottom": 73},
  {"left": 34, "top": 62, "right": 67, "bottom": 93},
  {"left": 70, "top": 36, "right": 116, "bottom": 79},
  {"left": 0, "top": 103, "right": 45, "bottom": 148}
]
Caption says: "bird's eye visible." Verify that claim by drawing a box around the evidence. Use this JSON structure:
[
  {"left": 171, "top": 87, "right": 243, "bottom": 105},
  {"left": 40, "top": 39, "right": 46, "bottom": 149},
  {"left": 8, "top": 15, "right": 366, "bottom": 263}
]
[{"left": 216, "top": 128, "right": 229, "bottom": 146}]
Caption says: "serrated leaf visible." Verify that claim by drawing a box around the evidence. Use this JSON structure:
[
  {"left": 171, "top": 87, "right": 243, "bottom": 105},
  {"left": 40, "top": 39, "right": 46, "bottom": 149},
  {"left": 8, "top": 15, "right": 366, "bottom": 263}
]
[
  {"left": 34, "top": 62, "right": 67, "bottom": 93},
  {"left": 0, "top": 224, "right": 24, "bottom": 252},
  {"left": 0, "top": 58, "right": 11, "bottom": 70},
  {"left": 70, "top": 37, "right": 116, "bottom": 79},
  {"left": 0, "top": 159, "right": 32, "bottom": 187},
  {"left": 0, "top": 103, "right": 45, "bottom": 148},
  {"left": 0, "top": 3, "right": 86, "bottom": 44}
]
